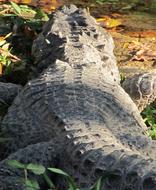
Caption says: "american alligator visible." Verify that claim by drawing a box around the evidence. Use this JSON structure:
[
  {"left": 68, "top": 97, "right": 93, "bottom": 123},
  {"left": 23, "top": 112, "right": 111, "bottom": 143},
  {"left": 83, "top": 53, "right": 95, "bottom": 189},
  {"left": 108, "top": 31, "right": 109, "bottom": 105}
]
[{"left": 1, "top": 4, "right": 156, "bottom": 190}]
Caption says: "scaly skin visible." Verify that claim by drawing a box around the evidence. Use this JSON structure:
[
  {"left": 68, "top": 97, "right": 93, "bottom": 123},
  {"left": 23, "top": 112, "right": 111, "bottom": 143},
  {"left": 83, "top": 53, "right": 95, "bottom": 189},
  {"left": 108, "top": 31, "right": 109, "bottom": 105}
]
[
  {"left": 122, "top": 72, "right": 156, "bottom": 112},
  {"left": 0, "top": 82, "right": 21, "bottom": 106},
  {"left": 1, "top": 5, "right": 156, "bottom": 190},
  {"left": 0, "top": 82, "right": 21, "bottom": 121}
]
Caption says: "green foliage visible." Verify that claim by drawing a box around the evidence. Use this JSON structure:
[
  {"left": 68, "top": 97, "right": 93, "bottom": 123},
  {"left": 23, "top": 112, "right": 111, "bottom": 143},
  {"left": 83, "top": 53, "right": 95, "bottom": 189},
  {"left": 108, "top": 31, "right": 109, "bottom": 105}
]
[
  {"left": 91, "top": 176, "right": 103, "bottom": 190},
  {"left": 7, "top": 160, "right": 45, "bottom": 190},
  {"left": 0, "top": 54, "right": 11, "bottom": 67},
  {"left": 7, "top": 160, "right": 109, "bottom": 190},
  {"left": 7, "top": 159, "right": 26, "bottom": 169},
  {"left": 10, "top": 1, "right": 22, "bottom": 15},
  {"left": 8, "top": 1, "right": 49, "bottom": 21},
  {"left": 7, "top": 2, "right": 49, "bottom": 33},
  {"left": 120, "top": 73, "right": 125, "bottom": 84},
  {"left": 141, "top": 105, "right": 156, "bottom": 139},
  {"left": 96, "top": 0, "right": 119, "bottom": 4},
  {"left": 34, "top": 9, "right": 49, "bottom": 22},
  {"left": 0, "top": 2, "right": 49, "bottom": 78},
  {"left": 24, "top": 179, "right": 40, "bottom": 190},
  {"left": 48, "top": 168, "right": 77, "bottom": 190},
  {"left": 27, "top": 163, "right": 46, "bottom": 175}
]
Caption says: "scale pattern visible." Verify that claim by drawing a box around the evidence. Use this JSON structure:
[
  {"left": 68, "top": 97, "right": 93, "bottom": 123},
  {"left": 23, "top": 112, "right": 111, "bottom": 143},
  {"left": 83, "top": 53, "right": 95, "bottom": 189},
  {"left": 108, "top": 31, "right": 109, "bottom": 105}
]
[
  {"left": 1, "top": 5, "right": 156, "bottom": 190},
  {"left": 0, "top": 82, "right": 21, "bottom": 105},
  {"left": 122, "top": 73, "right": 156, "bottom": 112}
]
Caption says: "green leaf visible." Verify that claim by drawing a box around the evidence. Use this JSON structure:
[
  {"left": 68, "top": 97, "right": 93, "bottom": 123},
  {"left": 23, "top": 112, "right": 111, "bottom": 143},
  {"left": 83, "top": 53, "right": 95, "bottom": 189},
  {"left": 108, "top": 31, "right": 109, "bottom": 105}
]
[
  {"left": 19, "top": 5, "right": 36, "bottom": 14},
  {"left": 1, "top": 14, "right": 17, "bottom": 17},
  {"left": 7, "top": 159, "right": 25, "bottom": 169},
  {"left": 48, "top": 168, "right": 77, "bottom": 190},
  {"left": 48, "top": 168, "right": 69, "bottom": 176},
  {"left": 91, "top": 176, "right": 102, "bottom": 190},
  {"left": 121, "top": 5, "right": 133, "bottom": 10},
  {"left": 34, "top": 9, "right": 49, "bottom": 21},
  {"left": 43, "top": 172, "right": 55, "bottom": 189},
  {"left": 91, "top": 172, "right": 112, "bottom": 190},
  {"left": 96, "top": 0, "right": 118, "bottom": 4},
  {"left": 25, "top": 179, "right": 40, "bottom": 190},
  {"left": 151, "top": 109, "right": 156, "bottom": 114},
  {"left": 4, "top": 65, "right": 12, "bottom": 75},
  {"left": 27, "top": 163, "right": 45, "bottom": 175},
  {"left": 10, "top": 2, "right": 21, "bottom": 15},
  {"left": 6, "top": 59, "right": 11, "bottom": 67}
]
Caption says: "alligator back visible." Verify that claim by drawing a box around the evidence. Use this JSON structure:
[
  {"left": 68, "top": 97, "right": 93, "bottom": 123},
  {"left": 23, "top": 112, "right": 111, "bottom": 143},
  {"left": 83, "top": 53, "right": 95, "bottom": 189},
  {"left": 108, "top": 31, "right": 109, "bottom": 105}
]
[{"left": 1, "top": 5, "right": 156, "bottom": 190}]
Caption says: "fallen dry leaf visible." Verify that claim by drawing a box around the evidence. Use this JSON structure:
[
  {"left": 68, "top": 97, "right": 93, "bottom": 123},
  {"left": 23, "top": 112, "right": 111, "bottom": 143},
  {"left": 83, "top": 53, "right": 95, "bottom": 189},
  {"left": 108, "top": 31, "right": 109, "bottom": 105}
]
[
  {"left": 123, "top": 40, "right": 140, "bottom": 50},
  {"left": 96, "top": 16, "right": 122, "bottom": 28},
  {"left": 0, "top": 6, "right": 10, "bottom": 15},
  {"left": 0, "top": 48, "right": 21, "bottom": 62},
  {"left": 1, "top": 43, "right": 10, "bottom": 50},
  {"left": 111, "top": 13, "right": 122, "bottom": 18},
  {"left": 0, "top": 63, "right": 2, "bottom": 75},
  {"left": 129, "top": 43, "right": 156, "bottom": 61},
  {"left": 125, "top": 30, "right": 156, "bottom": 39},
  {"left": 0, "top": 33, "right": 12, "bottom": 42},
  {"left": 131, "top": 52, "right": 156, "bottom": 61}
]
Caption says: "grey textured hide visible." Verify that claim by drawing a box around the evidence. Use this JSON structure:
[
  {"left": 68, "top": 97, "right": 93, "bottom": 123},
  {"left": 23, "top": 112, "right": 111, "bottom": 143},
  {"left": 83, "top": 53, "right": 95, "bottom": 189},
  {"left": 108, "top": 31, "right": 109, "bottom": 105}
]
[{"left": 0, "top": 5, "right": 156, "bottom": 190}]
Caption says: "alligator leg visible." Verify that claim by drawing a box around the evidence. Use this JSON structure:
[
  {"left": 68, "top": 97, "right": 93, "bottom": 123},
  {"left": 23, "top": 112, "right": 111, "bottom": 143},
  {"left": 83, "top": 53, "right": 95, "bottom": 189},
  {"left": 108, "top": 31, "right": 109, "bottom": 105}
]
[
  {"left": 0, "top": 77, "right": 63, "bottom": 160},
  {"left": 122, "top": 73, "right": 156, "bottom": 112}
]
